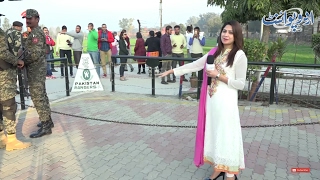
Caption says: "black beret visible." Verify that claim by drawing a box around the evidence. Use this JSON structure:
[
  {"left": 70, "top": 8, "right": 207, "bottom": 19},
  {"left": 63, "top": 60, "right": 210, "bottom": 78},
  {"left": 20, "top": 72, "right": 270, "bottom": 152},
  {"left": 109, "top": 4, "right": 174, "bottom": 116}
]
[{"left": 13, "top": 21, "right": 23, "bottom": 27}]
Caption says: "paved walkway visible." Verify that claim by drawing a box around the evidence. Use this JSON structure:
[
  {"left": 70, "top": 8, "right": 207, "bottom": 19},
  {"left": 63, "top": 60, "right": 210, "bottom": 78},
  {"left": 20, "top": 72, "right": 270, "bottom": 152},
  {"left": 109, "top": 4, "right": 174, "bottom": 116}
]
[{"left": 1, "top": 91, "right": 320, "bottom": 180}]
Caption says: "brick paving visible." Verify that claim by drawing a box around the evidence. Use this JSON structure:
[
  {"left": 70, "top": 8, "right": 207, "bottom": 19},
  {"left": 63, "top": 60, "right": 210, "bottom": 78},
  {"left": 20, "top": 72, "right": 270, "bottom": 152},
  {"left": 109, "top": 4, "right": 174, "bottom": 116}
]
[{"left": 1, "top": 91, "right": 320, "bottom": 180}]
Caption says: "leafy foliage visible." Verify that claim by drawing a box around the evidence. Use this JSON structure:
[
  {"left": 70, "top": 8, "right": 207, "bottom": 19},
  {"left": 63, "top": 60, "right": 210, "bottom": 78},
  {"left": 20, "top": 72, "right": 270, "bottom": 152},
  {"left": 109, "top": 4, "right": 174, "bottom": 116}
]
[
  {"left": 243, "top": 39, "right": 266, "bottom": 63},
  {"left": 243, "top": 39, "right": 266, "bottom": 81},
  {"left": 267, "top": 37, "right": 287, "bottom": 61},
  {"left": 1, "top": 17, "right": 10, "bottom": 31},
  {"left": 186, "top": 12, "right": 222, "bottom": 36},
  {"left": 208, "top": 0, "right": 320, "bottom": 43},
  {"left": 118, "top": 18, "right": 135, "bottom": 32},
  {"left": 312, "top": 33, "right": 320, "bottom": 57}
]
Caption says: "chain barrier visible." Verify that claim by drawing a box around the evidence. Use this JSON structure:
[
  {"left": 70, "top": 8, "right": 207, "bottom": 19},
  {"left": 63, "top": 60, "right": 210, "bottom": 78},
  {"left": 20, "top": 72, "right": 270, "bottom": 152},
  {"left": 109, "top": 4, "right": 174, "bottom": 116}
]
[{"left": 15, "top": 94, "right": 320, "bottom": 129}]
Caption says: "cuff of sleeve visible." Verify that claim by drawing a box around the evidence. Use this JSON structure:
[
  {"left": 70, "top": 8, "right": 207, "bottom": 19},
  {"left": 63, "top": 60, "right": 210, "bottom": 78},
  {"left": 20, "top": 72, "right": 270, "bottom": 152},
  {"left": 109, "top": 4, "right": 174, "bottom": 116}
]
[{"left": 227, "top": 78, "right": 231, "bottom": 88}]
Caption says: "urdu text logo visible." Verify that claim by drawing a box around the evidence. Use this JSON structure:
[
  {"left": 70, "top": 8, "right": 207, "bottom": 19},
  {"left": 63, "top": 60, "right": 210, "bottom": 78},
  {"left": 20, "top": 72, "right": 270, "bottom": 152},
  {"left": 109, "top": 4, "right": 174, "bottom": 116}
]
[{"left": 262, "top": 8, "right": 314, "bottom": 32}]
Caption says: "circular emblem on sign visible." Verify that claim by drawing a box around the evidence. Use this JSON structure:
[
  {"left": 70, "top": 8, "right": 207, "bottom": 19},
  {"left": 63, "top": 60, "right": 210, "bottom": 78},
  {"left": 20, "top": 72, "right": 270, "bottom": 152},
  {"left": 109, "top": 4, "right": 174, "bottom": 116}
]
[
  {"left": 32, "top": 37, "right": 38, "bottom": 44},
  {"left": 82, "top": 69, "right": 91, "bottom": 80}
]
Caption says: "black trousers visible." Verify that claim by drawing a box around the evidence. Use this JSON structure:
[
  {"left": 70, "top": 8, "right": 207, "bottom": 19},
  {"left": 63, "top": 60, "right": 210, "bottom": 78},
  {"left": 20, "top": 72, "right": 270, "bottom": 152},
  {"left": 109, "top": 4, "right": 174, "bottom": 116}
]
[
  {"left": 119, "top": 58, "right": 127, "bottom": 77},
  {"left": 60, "top": 49, "right": 73, "bottom": 76},
  {"left": 73, "top": 51, "right": 82, "bottom": 69}
]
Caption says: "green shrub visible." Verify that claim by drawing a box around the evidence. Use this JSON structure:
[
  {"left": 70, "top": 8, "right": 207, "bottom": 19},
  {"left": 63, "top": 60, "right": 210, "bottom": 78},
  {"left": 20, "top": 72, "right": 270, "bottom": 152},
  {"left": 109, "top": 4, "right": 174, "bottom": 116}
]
[
  {"left": 312, "top": 33, "right": 320, "bottom": 57},
  {"left": 243, "top": 39, "right": 266, "bottom": 81},
  {"left": 267, "top": 37, "right": 287, "bottom": 62},
  {"left": 243, "top": 38, "right": 266, "bottom": 63}
]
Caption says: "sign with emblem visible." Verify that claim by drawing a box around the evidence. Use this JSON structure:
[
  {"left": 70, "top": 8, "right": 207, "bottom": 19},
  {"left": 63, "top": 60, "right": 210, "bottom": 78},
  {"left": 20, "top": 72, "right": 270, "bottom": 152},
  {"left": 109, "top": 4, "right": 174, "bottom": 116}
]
[
  {"left": 71, "top": 53, "right": 104, "bottom": 92},
  {"left": 262, "top": 8, "right": 314, "bottom": 32}
]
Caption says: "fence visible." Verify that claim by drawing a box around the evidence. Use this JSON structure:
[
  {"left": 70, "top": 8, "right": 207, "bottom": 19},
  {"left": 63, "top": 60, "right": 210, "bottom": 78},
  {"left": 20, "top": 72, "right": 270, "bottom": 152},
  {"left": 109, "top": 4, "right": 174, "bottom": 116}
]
[
  {"left": 111, "top": 55, "right": 320, "bottom": 108},
  {"left": 18, "top": 57, "right": 70, "bottom": 110}
]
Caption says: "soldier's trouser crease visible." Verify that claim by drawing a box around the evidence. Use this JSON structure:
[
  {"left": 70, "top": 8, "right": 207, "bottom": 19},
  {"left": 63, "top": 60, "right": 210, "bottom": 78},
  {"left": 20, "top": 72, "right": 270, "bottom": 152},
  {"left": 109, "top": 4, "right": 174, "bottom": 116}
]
[{"left": 29, "top": 81, "right": 51, "bottom": 122}]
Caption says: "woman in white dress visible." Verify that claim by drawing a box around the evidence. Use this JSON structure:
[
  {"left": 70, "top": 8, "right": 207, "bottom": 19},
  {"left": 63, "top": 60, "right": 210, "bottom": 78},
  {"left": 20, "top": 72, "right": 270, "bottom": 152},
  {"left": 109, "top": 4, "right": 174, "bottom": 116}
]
[{"left": 159, "top": 21, "right": 247, "bottom": 180}]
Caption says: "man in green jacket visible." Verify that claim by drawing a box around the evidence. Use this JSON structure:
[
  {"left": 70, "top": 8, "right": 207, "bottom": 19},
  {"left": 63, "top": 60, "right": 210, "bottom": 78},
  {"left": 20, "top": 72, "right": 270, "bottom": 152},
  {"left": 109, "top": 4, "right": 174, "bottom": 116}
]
[{"left": 87, "top": 23, "right": 100, "bottom": 76}]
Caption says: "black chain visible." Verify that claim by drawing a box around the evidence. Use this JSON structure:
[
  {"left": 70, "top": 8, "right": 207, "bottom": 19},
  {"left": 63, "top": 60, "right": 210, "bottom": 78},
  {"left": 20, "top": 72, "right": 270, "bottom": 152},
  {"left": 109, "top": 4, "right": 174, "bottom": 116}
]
[{"left": 16, "top": 102, "right": 320, "bottom": 128}]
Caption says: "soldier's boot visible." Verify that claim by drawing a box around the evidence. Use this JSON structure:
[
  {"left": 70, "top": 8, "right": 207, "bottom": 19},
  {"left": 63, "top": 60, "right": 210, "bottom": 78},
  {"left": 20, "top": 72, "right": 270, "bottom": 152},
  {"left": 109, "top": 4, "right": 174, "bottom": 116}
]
[
  {"left": 5, "top": 134, "right": 31, "bottom": 151},
  {"left": 30, "top": 121, "right": 53, "bottom": 138},
  {"left": 0, "top": 131, "right": 7, "bottom": 148},
  {"left": 36, "top": 120, "right": 54, "bottom": 128}
]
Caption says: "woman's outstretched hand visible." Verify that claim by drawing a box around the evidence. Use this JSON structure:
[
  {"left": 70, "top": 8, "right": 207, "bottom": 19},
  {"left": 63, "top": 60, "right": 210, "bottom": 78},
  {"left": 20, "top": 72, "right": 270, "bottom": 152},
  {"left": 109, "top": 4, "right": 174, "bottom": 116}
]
[{"left": 158, "top": 69, "right": 173, "bottom": 78}]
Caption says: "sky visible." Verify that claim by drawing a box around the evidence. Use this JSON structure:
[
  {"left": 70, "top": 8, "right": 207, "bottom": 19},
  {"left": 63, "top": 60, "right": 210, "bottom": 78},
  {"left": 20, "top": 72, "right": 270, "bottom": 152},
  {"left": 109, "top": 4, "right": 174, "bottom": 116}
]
[{"left": 0, "top": 0, "right": 223, "bottom": 32}]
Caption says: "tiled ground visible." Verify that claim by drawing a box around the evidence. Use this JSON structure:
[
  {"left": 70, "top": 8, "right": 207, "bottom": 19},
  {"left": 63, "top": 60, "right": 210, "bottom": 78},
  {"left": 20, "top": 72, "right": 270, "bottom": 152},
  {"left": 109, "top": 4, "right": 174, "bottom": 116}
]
[{"left": 0, "top": 92, "right": 320, "bottom": 180}]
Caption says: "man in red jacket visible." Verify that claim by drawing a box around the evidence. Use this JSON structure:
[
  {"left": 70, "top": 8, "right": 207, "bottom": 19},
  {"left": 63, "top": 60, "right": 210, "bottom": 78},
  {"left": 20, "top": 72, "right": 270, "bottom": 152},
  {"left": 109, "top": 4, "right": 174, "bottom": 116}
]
[{"left": 98, "top": 24, "right": 114, "bottom": 78}]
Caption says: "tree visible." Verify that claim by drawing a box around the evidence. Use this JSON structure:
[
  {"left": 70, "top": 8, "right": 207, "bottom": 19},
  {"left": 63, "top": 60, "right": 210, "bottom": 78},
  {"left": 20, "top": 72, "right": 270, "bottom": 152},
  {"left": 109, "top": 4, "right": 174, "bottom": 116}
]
[
  {"left": 207, "top": 0, "right": 320, "bottom": 43},
  {"left": 179, "top": 23, "right": 186, "bottom": 34},
  {"left": 163, "top": 21, "right": 178, "bottom": 28},
  {"left": 55, "top": 26, "right": 60, "bottom": 35},
  {"left": 248, "top": 20, "right": 276, "bottom": 34},
  {"left": 118, "top": 18, "right": 135, "bottom": 33},
  {"left": 194, "top": 13, "right": 222, "bottom": 37},
  {"left": 186, "top": 16, "right": 200, "bottom": 27},
  {"left": 1, "top": 17, "right": 10, "bottom": 31}
]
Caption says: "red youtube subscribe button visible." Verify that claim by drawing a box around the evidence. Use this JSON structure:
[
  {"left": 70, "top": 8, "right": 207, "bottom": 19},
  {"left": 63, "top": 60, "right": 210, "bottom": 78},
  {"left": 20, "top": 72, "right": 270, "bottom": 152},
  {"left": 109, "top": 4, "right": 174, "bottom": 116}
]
[{"left": 291, "top": 168, "right": 310, "bottom": 173}]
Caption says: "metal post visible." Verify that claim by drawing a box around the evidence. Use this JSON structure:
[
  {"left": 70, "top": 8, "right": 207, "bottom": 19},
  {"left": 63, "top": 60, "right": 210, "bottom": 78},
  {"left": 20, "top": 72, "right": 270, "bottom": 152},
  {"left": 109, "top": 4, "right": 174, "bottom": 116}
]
[
  {"left": 17, "top": 69, "right": 25, "bottom": 110},
  {"left": 269, "top": 64, "right": 276, "bottom": 104},
  {"left": 196, "top": 70, "right": 201, "bottom": 100},
  {"left": 152, "top": 68, "right": 155, "bottom": 96},
  {"left": 111, "top": 62, "right": 115, "bottom": 92},
  {"left": 159, "top": 0, "right": 162, "bottom": 30},
  {"left": 64, "top": 59, "right": 70, "bottom": 96}
]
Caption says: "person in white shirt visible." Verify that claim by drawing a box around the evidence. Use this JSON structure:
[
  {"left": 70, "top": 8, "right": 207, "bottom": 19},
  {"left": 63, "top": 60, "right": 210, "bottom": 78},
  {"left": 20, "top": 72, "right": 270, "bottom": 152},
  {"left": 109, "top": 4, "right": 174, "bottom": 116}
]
[
  {"left": 189, "top": 26, "right": 206, "bottom": 59},
  {"left": 186, "top": 25, "right": 193, "bottom": 58}
]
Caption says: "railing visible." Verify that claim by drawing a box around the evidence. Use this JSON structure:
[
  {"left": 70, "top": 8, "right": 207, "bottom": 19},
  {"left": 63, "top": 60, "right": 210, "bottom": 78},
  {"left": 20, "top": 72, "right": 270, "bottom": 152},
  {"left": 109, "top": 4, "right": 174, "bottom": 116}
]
[
  {"left": 111, "top": 55, "right": 197, "bottom": 97},
  {"left": 18, "top": 57, "right": 70, "bottom": 110},
  {"left": 244, "top": 69, "right": 320, "bottom": 106},
  {"left": 111, "top": 55, "right": 320, "bottom": 107}
]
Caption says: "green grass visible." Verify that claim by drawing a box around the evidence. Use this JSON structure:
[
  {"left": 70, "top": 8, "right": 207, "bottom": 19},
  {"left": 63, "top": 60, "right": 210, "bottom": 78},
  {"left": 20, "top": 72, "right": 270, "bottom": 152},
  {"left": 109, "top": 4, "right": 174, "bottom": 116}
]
[
  {"left": 53, "top": 38, "right": 316, "bottom": 64},
  {"left": 281, "top": 44, "right": 315, "bottom": 64}
]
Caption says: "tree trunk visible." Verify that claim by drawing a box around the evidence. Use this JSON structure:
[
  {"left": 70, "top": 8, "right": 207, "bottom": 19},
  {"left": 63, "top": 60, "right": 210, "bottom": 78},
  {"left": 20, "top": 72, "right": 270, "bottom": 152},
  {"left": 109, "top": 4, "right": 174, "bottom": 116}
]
[
  {"left": 246, "top": 24, "right": 249, "bottom": 38},
  {"left": 261, "top": 25, "right": 270, "bottom": 43},
  {"left": 248, "top": 25, "right": 270, "bottom": 102},
  {"left": 248, "top": 71, "right": 260, "bottom": 102}
]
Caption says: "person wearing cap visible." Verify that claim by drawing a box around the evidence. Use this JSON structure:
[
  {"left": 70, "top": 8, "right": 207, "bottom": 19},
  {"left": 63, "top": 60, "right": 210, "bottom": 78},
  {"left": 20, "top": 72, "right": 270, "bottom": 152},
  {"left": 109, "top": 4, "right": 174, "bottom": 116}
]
[
  {"left": 22, "top": 9, "right": 54, "bottom": 138},
  {"left": 5, "top": 21, "right": 29, "bottom": 96},
  {"left": 0, "top": 25, "right": 31, "bottom": 151},
  {"left": 5, "top": 21, "right": 23, "bottom": 56}
]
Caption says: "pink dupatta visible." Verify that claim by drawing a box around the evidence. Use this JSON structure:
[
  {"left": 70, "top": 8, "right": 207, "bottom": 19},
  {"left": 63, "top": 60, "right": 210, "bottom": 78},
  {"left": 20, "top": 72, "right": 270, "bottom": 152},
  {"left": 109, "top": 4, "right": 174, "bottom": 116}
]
[{"left": 194, "top": 47, "right": 217, "bottom": 167}]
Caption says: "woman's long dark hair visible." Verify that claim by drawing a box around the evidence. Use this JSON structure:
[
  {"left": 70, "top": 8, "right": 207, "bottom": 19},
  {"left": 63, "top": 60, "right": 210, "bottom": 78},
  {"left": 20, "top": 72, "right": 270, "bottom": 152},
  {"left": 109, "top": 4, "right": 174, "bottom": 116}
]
[
  {"left": 119, "top": 31, "right": 125, "bottom": 40},
  {"left": 136, "top": 32, "right": 142, "bottom": 38},
  {"left": 213, "top": 20, "right": 244, "bottom": 67}
]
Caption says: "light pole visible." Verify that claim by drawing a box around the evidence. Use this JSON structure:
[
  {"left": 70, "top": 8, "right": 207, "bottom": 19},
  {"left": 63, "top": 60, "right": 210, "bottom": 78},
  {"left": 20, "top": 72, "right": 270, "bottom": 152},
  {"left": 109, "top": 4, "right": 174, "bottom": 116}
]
[{"left": 160, "top": 0, "right": 162, "bottom": 30}]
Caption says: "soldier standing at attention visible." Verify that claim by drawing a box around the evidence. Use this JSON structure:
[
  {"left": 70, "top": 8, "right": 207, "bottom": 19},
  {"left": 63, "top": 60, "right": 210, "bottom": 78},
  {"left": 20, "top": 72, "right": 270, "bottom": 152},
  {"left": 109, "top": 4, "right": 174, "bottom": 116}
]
[
  {"left": 22, "top": 9, "right": 54, "bottom": 138},
  {"left": 0, "top": 26, "right": 31, "bottom": 151}
]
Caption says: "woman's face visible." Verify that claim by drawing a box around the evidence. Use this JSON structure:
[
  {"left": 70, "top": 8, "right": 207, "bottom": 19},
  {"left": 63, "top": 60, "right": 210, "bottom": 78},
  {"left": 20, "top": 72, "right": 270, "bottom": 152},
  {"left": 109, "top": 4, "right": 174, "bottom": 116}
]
[
  {"left": 221, "top": 25, "right": 234, "bottom": 46},
  {"left": 123, "top": 33, "right": 127, "bottom": 38}
]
